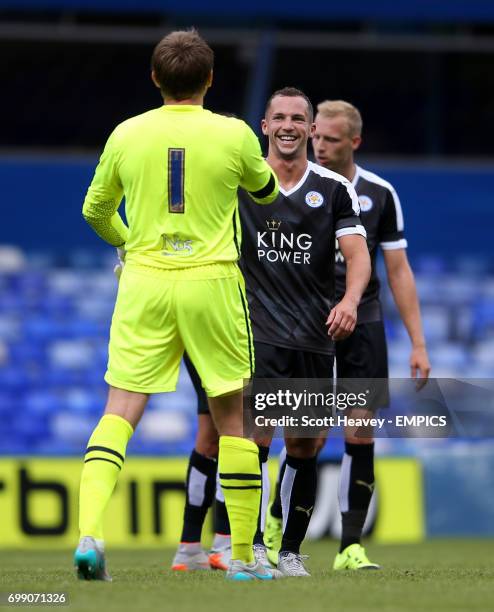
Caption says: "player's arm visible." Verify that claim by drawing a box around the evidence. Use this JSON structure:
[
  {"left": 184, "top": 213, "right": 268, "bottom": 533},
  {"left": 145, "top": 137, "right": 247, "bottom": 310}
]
[
  {"left": 238, "top": 124, "right": 279, "bottom": 204},
  {"left": 383, "top": 249, "right": 430, "bottom": 387},
  {"left": 327, "top": 180, "right": 370, "bottom": 340},
  {"left": 379, "top": 188, "right": 430, "bottom": 387},
  {"left": 82, "top": 130, "right": 129, "bottom": 247},
  {"left": 327, "top": 234, "right": 370, "bottom": 340}
]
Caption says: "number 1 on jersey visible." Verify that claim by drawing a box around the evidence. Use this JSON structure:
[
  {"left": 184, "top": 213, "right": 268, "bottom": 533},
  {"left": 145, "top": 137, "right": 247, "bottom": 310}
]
[{"left": 168, "top": 148, "right": 185, "bottom": 213}]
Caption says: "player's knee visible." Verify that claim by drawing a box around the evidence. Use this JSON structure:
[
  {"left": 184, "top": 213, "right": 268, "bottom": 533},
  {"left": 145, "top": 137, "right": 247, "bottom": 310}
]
[
  {"left": 285, "top": 437, "right": 318, "bottom": 458},
  {"left": 195, "top": 430, "right": 219, "bottom": 457},
  {"left": 344, "top": 433, "right": 374, "bottom": 445},
  {"left": 254, "top": 435, "right": 273, "bottom": 448},
  {"left": 314, "top": 435, "right": 326, "bottom": 453},
  {"left": 194, "top": 414, "right": 219, "bottom": 457},
  {"left": 195, "top": 439, "right": 219, "bottom": 458}
]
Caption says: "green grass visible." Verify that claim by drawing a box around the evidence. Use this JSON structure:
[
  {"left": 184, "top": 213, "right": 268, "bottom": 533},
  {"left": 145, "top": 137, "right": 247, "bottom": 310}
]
[{"left": 1, "top": 540, "right": 493, "bottom": 612}]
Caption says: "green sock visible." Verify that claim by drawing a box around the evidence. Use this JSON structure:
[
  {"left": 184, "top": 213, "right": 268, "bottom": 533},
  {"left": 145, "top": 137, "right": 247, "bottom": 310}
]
[
  {"left": 218, "top": 436, "right": 261, "bottom": 563},
  {"left": 79, "top": 414, "right": 133, "bottom": 540}
]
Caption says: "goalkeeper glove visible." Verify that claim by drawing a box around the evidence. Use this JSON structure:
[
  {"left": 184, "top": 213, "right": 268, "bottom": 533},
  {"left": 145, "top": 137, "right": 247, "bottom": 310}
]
[{"left": 114, "top": 247, "right": 126, "bottom": 281}]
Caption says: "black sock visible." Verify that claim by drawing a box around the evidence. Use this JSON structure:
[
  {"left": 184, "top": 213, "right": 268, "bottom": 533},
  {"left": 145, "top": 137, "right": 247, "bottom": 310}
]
[
  {"left": 213, "top": 499, "right": 230, "bottom": 536},
  {"left": 339, "top": 442, "right": 374, "bottom": 552},
  {"left": 280, "top": 454, "right": 317, "bottom": 554},
  {"left": 213, "top": 477, "right": 231, "bottom": 536},
  {"left": 180, "top": 449, "right": 217, "bottom": 543},
  {"left": 270, "top": 448, "right": 286, "bottom": 520},
  {"left": 254, "top": 445, "right": 270, "bottom": 546}
]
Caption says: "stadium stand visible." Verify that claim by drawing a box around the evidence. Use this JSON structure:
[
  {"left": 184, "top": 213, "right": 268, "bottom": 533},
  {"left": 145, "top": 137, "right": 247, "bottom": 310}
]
[{"left": 1, "top": 249, "right": 492, "bottom": 456}]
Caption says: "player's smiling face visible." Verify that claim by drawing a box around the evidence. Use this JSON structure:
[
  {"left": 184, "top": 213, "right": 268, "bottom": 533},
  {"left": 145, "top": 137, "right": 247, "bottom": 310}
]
[
  {"left": 312, "top": 114, "right": 360, "bottom": 172},
  {"left": 262, "top": 95, "right": 314, "bottom": 161}
]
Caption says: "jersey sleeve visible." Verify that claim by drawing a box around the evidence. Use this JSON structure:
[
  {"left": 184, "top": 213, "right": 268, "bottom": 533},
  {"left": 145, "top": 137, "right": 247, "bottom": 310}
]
[
  {"left": 238, "top": 124, "right": 279, "bottom": 205},
  {"left": 82, "top": 130, "right": 129, "bottom": 247},
  {"left": 333, "top": 180, "right": 367, "bottom": 239},
  {"left": 378, "top": 186, "right": 408, "bottom": 250}
]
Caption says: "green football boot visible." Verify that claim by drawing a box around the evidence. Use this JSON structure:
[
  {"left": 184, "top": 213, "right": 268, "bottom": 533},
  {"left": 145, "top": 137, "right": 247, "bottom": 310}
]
[
  {"left": 333, "top": 544, "right": 381, "bottom": 570},
  {"left": 264, "top": 507, "right": 282, "bottom": 567}
]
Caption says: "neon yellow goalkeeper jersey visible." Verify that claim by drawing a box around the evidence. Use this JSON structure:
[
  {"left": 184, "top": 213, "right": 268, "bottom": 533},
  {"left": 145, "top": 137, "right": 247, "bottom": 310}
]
[{"left": 82, "top": 105, "right": 278, "bottom": 269}]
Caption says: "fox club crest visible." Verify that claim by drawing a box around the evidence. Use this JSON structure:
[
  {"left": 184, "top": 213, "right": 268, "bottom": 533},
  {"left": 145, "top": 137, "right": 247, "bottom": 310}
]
[{"left": 305, "top": 191, "right": 324, "bottom": 208}]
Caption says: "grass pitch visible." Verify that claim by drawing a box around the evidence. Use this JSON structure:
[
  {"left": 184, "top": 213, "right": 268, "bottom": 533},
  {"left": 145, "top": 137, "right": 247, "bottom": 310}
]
[{"left": 1, "top": 540, "right": 493, "bottom": 612}]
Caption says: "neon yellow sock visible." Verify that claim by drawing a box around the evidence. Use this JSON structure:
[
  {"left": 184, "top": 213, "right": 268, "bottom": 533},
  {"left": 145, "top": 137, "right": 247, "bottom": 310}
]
[
  {"left": 218, "top": 436, "right": 261, "bottom": 563},
  {"left": 79, "top": 414, "right": 133, "bottom": 540}
]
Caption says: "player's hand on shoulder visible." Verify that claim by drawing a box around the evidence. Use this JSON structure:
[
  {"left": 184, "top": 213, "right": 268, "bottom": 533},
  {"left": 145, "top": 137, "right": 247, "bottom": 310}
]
[
  {"left": 410, "top": 344, "right": 431, "bottom": 390},
  {"left": 114, "top": 247, "right": 126, "bottom": 281},
  {"left": 326, "top": 297, "right": 358, "bottom": 341}
]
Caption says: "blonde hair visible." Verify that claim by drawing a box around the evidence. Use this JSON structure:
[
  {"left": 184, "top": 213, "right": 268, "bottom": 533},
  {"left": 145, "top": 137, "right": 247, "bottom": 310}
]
[{"left": 316, "top": 100, "right": 362, "bottom": 137}]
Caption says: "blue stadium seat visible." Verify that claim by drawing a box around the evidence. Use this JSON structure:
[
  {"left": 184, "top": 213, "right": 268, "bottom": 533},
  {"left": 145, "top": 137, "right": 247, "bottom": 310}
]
[
  {"left": 0, "top": 391, "right": 17, "bottom": 418},
  {"left": 48, "top": 339, "right": 95, "bottom": 369},
  {"left": 24, "top": 317, "right": 67, "bottom": 341},
  {"left": 62, "top": 387, "right": 101, "bottom": 414},
  {"left": 472, "top": 300, "right": 494, "bottom": 340},
  {"left": 0, "top": 294, "right": 25, "bottom": 314},
  {"left": 472, "top": 340, "right": 494, "bottom": 369},
  {"left": 44, "top": 367, "right": 85, "bottom": 386},
  {"left": 37, "top": 294, "right": 75, "bottom": 316},
  {"left": 8, "top": 342, "right": 47, "bottom": 365},
  {"left": 14, "top": 412, "right": 51, "bottom": 439},
  {"left": 25, "top": 390, "right": 63, "bottom": 416},
  {"left": 51, "top": 412, "right": 94, "bottom": 445},
  {"left": 414, "top": 255, "right": 448, "bottom": 275},
  {"left": 76, "top": 297, "right": 113, "bottom": 322},
  {"left": 138, "top": 408, "right": 191, "bottom": 443},
  {"left": 421, "top": 306, "right": 451, "bottom": 342},
  {"left": 48, "top": 270, "right": 85, "bottom": 297},
  {"left": 0, "top": 367, "right": 30, "bottom": 391},
  {"left": 429, "top": 342, "right": 469, "bottom": 370}
]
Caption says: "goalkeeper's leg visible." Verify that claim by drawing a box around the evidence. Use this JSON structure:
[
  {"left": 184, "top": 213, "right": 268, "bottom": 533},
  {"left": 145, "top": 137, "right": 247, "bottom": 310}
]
[
  {"left": 76, "top": 387, "right": 146, "bottom": 580},
  {"left": 208, "top": 393, "right": 262, "bottom": 565}
]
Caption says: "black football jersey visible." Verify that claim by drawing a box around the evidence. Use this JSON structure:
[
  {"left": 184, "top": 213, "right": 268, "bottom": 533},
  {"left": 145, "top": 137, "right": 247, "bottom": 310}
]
[
  {"left": 239, "top": 161, "right": 365, "bottom": 355},
  {"left": 335, "top": 165, "right": 407, "bottom": 323}
]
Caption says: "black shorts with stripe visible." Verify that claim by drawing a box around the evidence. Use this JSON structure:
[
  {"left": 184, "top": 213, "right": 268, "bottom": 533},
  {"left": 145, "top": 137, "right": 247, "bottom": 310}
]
[
  {"left": 335, "top": 320, "right": 389, "bottom": 409},
  {"left": 253, "top": 341, "right": 334, "bottom": 378}
]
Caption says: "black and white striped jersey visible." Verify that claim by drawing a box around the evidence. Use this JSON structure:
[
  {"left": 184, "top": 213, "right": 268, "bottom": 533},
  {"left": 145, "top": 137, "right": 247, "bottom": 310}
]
[
  {"left": 335, "top": 165, "right": 407, "bottom": 323},
  {"left": 238, "top": 161, "right": 365, "bottom": 355}
]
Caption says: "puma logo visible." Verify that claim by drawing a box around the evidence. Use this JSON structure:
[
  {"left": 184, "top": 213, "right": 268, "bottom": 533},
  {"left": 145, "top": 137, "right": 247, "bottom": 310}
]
[
  {"left": 355, "top": 480, "right": 375, "bottom": 493},
  {"left": 295, "top": 505, "right": 314, "bottom": 517}
]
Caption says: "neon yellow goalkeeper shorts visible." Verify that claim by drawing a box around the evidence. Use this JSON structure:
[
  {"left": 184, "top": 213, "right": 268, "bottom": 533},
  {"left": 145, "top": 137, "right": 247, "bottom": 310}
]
[{"left": 105, "top": 261, "right": 254, "bottom": 397}]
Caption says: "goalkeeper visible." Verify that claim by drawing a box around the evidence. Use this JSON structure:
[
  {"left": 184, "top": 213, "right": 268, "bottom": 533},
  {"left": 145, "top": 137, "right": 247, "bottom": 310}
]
[{"left": 74, "top": 29, "right": 279, "bottom": 583}]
